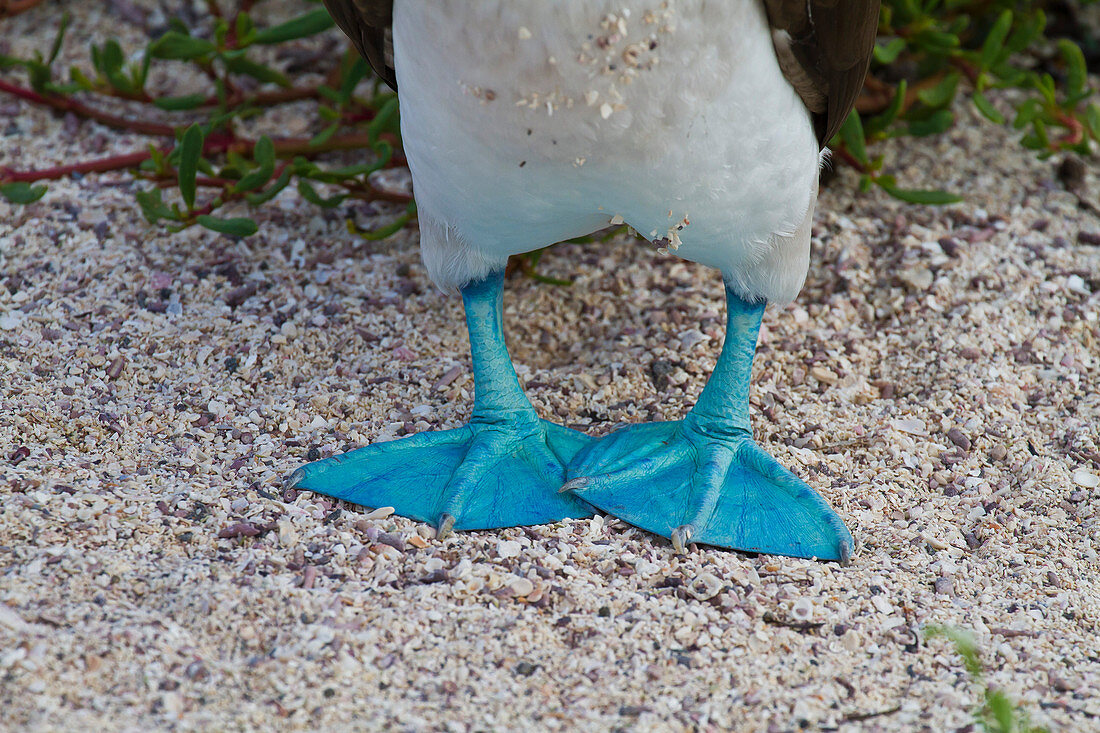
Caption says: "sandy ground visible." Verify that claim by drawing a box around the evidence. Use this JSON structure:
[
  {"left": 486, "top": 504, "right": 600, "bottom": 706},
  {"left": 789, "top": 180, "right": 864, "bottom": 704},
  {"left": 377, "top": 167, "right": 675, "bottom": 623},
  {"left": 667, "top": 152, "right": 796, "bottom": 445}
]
[{"left": 2, "top": 3, "right": 1100, "bottom": 731}]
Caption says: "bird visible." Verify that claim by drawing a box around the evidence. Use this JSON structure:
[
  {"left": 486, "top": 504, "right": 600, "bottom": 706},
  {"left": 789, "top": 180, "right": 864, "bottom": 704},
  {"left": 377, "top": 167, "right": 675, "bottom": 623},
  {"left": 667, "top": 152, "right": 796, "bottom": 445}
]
[{"left": 286, "top": 0, "right": 879, "bottom": 562}]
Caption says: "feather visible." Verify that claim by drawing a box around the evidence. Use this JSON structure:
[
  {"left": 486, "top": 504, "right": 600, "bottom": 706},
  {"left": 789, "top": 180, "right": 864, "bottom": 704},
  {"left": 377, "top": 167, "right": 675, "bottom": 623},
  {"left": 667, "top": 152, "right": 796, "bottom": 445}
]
[
  {"left": 323, "top": 0, "right": 396, "bottom": 90},
  {"left": 764, "top": 0, "right": 880, "bottom": 146}
]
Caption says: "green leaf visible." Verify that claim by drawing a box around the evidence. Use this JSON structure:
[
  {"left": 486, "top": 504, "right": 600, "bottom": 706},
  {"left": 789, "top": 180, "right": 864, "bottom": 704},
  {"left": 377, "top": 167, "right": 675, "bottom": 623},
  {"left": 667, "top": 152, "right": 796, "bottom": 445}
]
[
  {"left": 369, "top": 140, "right": 394, "bottom": 170},
  {"left": 925, "top": 626, "right": 983, "bottom": 678},
  {"left": 907, "top": 109, "right": 954, "bottom": 137},
  {"left": 177, "top": 123, "right": 204, "bottom": 211},
  {"left": 47, "top": 12, "right": 71, "bottom": 66},
  {"left": 1013, "top": 99, "right": 1043, "bottom": 129},
  {"left": 876, "top": 180, "right": 963, "bottom": 205},
  {"left": 873, "top": 38, "right": 906, "bottom": 65},
  {"left": 338, "top": 57, "right": 369, "bottom": 103},
  {"left": 245, "top": 166, "right": 292, "bottom": 205},
  {"left": 1003, "top": 11, "right": 1045, "bottom": 58},
  {"left": 148, "top": 31, "right": 216, "bottom": 60},
  {"left": 196, "top": 215, "right": 258, "bottom": 237},
  {"left": 0, "top": 182, "right": 48, "bottom": 204},
  {"left": 100, "top": 39, "right": 124, "bottom": 78},
  {"left": 153, "top": 93, "right": 207, "bottom": 111},
  {"left": 1085, "top": 104, "right": 1100, "bottom": 142},
  {"left": 251, "top": 8, "right": 335, "bottom": 45},
  {"left": 837, "top": 110, "right": 868, "bottom": 165},
  {"left": 235, "top": 12, "right": 255, "bottom": 46},
  {"left": 1056, "top": 39, "right": 1089, "bottom": 105},
  {"left": 985, "top": 689, "right": 1016, "bottom": 733},
  {"left": 297, "top": 180, "right": 347, "bottom": 208},
  {"left": 222, "top": 54, "right": 289, "bottom": 87},
  {"left": 367, "top": 96, "right": 400, "bottom": 143},
  {"left": 972, "top": 92, "right": 1005, "bottom": 125},
  {"left": 917, "top": 72, "right": 959, "bottom": 109},
  {"left": 148, "top": 144, "right": 167, "bottom": 176},
  {"left": 214, "top": 17, "right": 229, "bottom": 50},
  {"left": 867, "top": 79, "right": 907, "bottom": 137},
  {"left": 309, "top": 122, "right": 340, "bottom": 148},
  {"left": 980, "top": 11, "right": 1013, "bottom": 71},
  {"left": 226, "top": 150, "right": 251, "bottom": 175},
  {"left": 253, "top": 134, "right": 275, "bottom": 169},
  {"left": 351, "top": 202, "right": 416, "bottom": 240},
  {"left": 1025, "top": 118, "right": 1051, "bottom": 150},
  {"left": 7, "top": 55, "right": 52, "bottom": 91},
  {"left": 42, "top": 81, "right": 84, "bottom": 95},
  {"left": 234, "top": 136, "right": 276, "bottom": 192},
  {"left": 135, "top": 187, "right": 173, "bottom": 223},
  {"left": 134, "top": 49, "right": 152, "bottom": 91},
  {"left": 912, "top": 29, "right": 960, "bottom": 54},
  {"left": 1037, "top": 73, "right": 1057, "bottom": 106},
  {"left": 68, "top": 66, "right": 95, "bottom": 91},
  {"left": 316, "top": 163, "right": 375, "bottom": 179}
]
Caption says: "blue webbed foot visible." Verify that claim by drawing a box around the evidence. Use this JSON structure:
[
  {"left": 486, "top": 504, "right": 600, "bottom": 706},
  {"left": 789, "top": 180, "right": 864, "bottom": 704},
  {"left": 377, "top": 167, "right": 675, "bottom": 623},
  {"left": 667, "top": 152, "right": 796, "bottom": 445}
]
[
  {"left": 288, "top": 417, "right": 595, "bottom": 531},
  {"left": 563, "top": 419, "right": 852, "bottom": 561},
  {"left": 290, "top": 271, "right": 597, "bottom": 535}
]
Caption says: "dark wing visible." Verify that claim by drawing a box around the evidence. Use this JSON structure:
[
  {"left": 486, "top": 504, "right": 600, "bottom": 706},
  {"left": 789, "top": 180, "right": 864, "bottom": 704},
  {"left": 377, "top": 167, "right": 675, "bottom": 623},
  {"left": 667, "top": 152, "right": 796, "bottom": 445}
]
[
  {"left": 323, "top": 0, "right": 396, "bottom": 90},
  {"left": 765, "top": 0, "right": 880, "bottom": 147}
]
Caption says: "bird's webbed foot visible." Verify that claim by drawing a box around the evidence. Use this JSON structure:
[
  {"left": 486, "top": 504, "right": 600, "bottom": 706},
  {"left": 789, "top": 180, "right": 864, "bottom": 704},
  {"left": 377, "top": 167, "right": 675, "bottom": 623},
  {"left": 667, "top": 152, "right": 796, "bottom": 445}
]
[
  {"left": 563, "top": 417, "right": 852, "bottom": 562},
  {"left": 287, "top": 416, "right": 595, "bottom": 532}
]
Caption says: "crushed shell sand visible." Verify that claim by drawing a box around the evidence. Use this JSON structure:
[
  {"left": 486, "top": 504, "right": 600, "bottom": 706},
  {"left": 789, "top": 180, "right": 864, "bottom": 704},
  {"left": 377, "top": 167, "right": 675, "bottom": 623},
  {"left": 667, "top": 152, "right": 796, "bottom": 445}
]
[{"left": 2, "top": 2, "right": 1100, "bottom": 731}]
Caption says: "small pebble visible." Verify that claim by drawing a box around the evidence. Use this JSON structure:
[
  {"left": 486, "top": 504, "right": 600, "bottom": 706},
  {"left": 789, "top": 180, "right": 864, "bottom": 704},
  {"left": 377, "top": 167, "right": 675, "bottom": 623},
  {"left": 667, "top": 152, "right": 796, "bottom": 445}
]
[
  {"left": 1072, "top": 469, "right": 1098, "bottom": 489},
  {"left": 496, "top": 540, "right": 522, "bottom": 558},
  {"left": 946, "top": 428, "right": 971, "bottom": 451},
  {"left": 508, "top": 576, "right": 535, "bottom": 597},
  {"left": 377, "top": 533, "right": 406, "bottom": 552}
]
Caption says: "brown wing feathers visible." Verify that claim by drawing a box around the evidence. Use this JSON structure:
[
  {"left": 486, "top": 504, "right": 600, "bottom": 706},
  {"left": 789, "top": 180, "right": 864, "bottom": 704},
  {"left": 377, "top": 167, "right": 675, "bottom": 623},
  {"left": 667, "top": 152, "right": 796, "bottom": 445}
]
[
  {"left": 323, "top": 0, "right": 396, "bottom": 90},
  {"left": 765, "top": 0, "right": 881, "bottom": 146}
]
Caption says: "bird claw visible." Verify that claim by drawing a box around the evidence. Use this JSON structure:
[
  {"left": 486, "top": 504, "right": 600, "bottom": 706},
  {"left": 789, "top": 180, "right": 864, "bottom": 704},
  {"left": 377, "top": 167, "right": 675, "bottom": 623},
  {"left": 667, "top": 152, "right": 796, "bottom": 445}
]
[
  {"left": 283, "top": 467, "right": 306, "bottom": 490},
  {"left": 671, "top": 524, "right": 694, "bottom": 555},
  {"left": 559, "top": 477, "right": 590, "bottom": 494},
  {"left": 436, "top": 512, "right": 456, "bottom": 540},
  {"left": 839, "top": 539, "right": 853, "bottom": 567}
]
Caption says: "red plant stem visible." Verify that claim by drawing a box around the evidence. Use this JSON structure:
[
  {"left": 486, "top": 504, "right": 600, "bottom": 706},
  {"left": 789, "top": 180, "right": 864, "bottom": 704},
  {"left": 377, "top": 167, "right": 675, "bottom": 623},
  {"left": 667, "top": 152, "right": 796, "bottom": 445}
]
[
  {"left": 1, "top": 78, "right": 375, "bottom": 142},
  {"left": 0, "top": 149, "right": 162, "bottom": 182},
  {"left": 1053, "top": 111, "right": 1084, "bottom": 146},
  {"left": 0, "top": 79, "right": 175, "bottom": 136},
  {"left": 83, "top": 83, "right": 325, "bottom": 110},
  {"left": 0, "top": 0, "right": 46, "bottom": 18},
  {"left": 0, "top": 131, "right": 403, "bottom": 186}
]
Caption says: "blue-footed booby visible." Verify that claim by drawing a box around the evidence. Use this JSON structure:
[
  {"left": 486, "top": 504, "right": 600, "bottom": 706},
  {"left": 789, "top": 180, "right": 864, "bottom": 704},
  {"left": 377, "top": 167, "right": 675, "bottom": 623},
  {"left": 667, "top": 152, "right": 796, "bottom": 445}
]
[{"left": 288, "top": 0, "right": 880, "bottom": 562}]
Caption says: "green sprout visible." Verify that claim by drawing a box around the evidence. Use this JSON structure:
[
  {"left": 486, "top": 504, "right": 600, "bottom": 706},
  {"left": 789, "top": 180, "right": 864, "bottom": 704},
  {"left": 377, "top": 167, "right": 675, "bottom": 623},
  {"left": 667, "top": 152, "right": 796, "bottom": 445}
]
[{"left": 926, "top": 625, "right": 1050, "bottom": 733}]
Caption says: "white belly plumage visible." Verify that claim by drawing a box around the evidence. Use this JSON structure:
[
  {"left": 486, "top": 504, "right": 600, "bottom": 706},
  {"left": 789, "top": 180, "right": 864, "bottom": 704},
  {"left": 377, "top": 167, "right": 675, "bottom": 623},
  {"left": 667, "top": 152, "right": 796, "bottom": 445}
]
[{"left": 392, "top": 0, "right": 821, "bottom": 303}]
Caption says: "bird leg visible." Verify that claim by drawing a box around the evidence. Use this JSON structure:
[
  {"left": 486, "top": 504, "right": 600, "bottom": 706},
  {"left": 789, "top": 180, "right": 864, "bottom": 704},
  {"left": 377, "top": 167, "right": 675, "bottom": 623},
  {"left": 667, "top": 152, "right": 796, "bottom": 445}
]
[
  {"left": 286, "top": 270, "right": 594, "bottom": 532},
  {"left": 562, "top": 283, "right": 853, "bottom": 562}
]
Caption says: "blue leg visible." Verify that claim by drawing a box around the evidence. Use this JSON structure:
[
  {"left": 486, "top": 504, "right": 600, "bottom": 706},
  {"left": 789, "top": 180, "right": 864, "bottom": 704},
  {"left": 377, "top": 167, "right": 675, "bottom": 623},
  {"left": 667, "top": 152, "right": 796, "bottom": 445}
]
[
  {"left": 286, "top": 271, "right": 594, "bottom": 534},
  {"left": 563, "top": 284, "right": 853, "bottom": 562}
]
